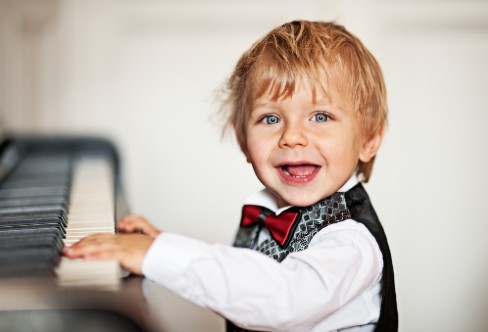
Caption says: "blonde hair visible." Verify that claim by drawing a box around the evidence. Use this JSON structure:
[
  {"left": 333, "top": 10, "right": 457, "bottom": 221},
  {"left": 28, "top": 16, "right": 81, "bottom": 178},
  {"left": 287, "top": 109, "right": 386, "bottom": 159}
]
[{"left": 221, "top": 20, "right": 387, "bottom": 182}]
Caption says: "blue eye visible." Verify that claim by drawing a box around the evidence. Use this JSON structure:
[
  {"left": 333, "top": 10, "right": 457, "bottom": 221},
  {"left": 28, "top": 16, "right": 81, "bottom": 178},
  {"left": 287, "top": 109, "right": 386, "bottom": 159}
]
[
  {"left": 263, "top": 115, "right": 280, "bottom": 125},
  {"left": 312, "top": 113, "right": 329, "bottom": 122}
]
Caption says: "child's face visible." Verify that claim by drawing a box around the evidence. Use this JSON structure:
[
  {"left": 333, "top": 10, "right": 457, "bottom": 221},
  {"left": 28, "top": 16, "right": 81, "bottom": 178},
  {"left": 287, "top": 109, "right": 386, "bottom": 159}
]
[{"left": 245, "top": 79, "right": 379, "bottom": 208}]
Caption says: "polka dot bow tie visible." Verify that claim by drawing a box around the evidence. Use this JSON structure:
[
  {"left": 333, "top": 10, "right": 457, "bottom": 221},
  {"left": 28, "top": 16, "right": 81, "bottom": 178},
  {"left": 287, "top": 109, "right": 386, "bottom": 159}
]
[{"left": 240, "top": 205, "right": 301, "bottom": 247}]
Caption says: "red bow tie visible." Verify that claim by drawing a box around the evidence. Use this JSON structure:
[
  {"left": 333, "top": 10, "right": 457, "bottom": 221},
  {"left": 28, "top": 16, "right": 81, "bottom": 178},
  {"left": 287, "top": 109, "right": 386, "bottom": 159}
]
[{"left": 240, "top": 205, "right": 300, "bottom": 247}]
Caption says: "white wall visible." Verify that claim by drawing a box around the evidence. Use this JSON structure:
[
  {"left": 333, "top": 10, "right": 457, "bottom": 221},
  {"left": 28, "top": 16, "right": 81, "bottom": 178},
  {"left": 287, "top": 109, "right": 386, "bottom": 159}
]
[{"left": 1, "top": 0, "right": 488, "bottom": 331}]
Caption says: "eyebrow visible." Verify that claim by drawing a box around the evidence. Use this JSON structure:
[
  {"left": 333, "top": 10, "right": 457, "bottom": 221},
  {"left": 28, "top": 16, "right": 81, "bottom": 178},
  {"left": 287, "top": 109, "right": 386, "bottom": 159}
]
[{"left": 250, "top": 97, "right": 277, "bottom": 112}]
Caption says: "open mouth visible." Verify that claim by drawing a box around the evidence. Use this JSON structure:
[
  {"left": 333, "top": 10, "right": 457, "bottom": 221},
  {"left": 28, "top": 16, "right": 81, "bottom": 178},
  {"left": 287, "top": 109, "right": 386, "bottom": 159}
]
[{"left": 278, "top": 163, "right": 320, "bottom": 183}]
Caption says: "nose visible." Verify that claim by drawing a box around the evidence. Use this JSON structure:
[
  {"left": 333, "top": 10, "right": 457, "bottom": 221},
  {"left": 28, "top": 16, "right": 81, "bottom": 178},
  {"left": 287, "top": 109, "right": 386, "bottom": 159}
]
[{"left": 278, "top": 122, "right": 308, "bottom": 148}]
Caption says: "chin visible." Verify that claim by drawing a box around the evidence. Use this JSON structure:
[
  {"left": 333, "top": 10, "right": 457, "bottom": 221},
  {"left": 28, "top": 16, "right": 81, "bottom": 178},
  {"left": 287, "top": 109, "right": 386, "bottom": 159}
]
[{"left": 281, "top": 195, "right": 320, "bottom": 208}]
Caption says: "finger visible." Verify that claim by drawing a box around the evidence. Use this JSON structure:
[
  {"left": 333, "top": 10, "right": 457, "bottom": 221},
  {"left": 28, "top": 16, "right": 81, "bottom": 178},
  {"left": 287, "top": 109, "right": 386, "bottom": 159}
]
[
  {"left": 117, "top": 215, "right": 146, "bottom": 232},
  {"left": 63, "top": 234, "right": 119, "bottom": 258},
  {"left": 117, "top": 217, "right": 160, "bottom": 237},
  {"left": 63, "top": 242, "right": 108, "bottom": 258},
  {"left": 65, "top": 233, "right": 114, "bottom": 250},
  {"left": 82, "top": 237, "right": 150, "bottom": 275},
  {"left": 76, "top": 232, "right": 116, "bottom": 242},
  {"left": 118, "top": 214, "right": 142, "bottom": 222},
  {"left": 82, "top": 249, "right": 141, "bottom": 274},
  {"left": 84, "top": 249, "right": 122, "bottom": 261},
  {"left": 118, "top": 215, "right": 146, "bottom": 225}
]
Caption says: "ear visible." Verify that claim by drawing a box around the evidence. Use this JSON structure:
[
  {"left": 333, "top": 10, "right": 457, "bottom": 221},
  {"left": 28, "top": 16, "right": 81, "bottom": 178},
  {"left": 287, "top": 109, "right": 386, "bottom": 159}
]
[
  {"left": 242, "top": 146, "right": 252, "bottom": 163},
  {"left": 359, "top": 128, "right": 385, "bottom": 163}
]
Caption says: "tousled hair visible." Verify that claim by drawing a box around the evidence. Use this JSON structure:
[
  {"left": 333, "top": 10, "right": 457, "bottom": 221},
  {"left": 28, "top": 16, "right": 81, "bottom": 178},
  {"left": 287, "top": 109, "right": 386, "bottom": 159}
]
[{"left": 220, "top": 20, "right": 387, "bottom": 182}]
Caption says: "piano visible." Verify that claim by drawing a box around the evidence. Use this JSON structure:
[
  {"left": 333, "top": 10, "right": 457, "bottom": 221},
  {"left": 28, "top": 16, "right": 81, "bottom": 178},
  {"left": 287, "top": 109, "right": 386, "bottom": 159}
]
[{"left": 0, "top": 135, "right": 157, "bottom": 332}]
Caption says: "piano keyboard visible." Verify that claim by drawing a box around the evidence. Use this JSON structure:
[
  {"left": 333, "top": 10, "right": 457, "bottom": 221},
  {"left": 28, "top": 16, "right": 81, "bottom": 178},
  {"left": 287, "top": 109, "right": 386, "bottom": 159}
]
[{"left": 0, "top": 137, "right": 125, "bottom": 290}]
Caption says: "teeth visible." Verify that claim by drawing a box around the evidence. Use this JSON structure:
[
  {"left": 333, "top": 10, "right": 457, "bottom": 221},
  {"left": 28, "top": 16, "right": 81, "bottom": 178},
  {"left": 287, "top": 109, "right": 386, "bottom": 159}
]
[
  {"left": 282, "top": 165, "right": 304, "bottom": 178},
  {"left": 281, "top": 164, "right": 317, "bottom": 178}
]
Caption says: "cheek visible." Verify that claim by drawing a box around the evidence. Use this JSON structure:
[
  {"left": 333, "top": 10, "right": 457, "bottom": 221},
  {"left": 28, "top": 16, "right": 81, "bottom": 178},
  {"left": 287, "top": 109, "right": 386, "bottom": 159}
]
[
  {"left": 247, "top": 147, "right": 267, "bottom": 165},
  {"left": 319, "top": 133, "right": 361, "bottom": 165},
  {"left": 245, "top": 137, "right": 265, "bottom": 164},
  {"left": 245, "top": 142, "right": 272, "bottom": 185},
  {"left": 246, "top": 137, "right": 277, "bottom": 178}
]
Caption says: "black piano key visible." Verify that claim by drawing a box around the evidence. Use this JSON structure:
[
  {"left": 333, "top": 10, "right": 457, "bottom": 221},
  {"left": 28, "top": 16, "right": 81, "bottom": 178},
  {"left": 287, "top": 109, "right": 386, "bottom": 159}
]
[
  {"left": 0, "top": 191, "right": 69, "bottom": 201},
  {"left": 0, "top": 197, "right": 68, "bottom": 209},
  {"left": 0, "top": 247, "right": 60, "bottom": 261},
  {"left": 0, "top": 233, "right": 64, "bottom": 252},
  {"left": 0, "top": 175, "right": 70, "bottom": 184},
  {"left": 0, "top": 236, "right": 63, "bottom": 252},
  {"left": 0, "top": 212, "right": 68, "bottom": 227},
  {"left": 0, "top": 205, "right": 67, "bottom": 216},
  {"left": 0, "top": 223, "right": 65, "bottom": 238},
  {"left": 0, "top": 214, "right": 67, "bottom": 228},
  {"left": 0, "top": 248, "right": 59, "bottom": 277}
]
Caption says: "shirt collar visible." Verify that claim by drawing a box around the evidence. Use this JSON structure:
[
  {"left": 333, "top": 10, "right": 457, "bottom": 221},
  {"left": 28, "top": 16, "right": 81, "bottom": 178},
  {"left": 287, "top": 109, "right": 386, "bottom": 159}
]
[{"left": 243, "top": 174, "right": 359, "bottom": 215}]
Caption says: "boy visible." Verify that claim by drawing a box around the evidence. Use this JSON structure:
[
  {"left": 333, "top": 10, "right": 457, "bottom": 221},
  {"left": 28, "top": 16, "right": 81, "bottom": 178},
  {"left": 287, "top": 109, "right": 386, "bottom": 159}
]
[{"left": 64, "top": 20, "right": 398, "bottom": 331}]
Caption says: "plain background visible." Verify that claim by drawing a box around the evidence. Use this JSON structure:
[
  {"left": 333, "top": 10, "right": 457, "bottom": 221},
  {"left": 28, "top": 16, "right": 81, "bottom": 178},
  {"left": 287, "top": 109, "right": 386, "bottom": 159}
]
[{"left": 1, "top": 0, "right": 488, "bottom": 331}]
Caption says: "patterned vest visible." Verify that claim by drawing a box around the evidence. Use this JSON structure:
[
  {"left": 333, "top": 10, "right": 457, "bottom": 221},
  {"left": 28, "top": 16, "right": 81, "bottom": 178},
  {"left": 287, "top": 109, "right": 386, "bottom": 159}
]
[{"left": 227, "top": 183, "right": 398, "bottom": 332}]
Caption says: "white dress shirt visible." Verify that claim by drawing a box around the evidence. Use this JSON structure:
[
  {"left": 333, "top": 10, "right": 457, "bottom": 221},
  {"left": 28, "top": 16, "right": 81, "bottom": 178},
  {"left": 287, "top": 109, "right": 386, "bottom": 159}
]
[{"left": 142, "top": 176, "right": 383, "bottom": 331}]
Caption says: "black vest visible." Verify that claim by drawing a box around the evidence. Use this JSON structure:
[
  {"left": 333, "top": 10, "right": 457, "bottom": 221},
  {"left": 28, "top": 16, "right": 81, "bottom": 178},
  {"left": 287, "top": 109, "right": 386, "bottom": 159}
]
[{"left": 227, "top": 183, "right": 398, "bottom": 332}]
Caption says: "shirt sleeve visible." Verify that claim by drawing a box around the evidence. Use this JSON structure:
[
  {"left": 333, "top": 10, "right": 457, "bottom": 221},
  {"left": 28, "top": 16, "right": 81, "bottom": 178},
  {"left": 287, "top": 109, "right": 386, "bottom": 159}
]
[{"left": 142, "top": 220, "right": 383, "bottom": 332}]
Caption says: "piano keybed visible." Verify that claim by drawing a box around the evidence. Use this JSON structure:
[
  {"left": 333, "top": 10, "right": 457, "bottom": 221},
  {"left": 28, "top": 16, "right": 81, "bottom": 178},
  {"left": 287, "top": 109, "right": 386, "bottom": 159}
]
[{"left": 0, "top": 137, "right": 124, "bottom": 289}]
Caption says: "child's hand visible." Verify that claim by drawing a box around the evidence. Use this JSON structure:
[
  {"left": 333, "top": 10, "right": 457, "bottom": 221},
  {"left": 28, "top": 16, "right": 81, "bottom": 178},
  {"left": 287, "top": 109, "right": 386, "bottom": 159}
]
[
  {"left": 62, "top": 233, "right": 154, "bottom": 275},
  {"left": 117, "top": 215, "right": 161, "bottom": 238}
]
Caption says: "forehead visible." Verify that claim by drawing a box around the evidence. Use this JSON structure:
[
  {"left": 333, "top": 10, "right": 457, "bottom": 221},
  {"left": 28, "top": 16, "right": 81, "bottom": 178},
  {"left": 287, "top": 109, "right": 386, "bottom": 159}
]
[{"left": 250, "top": 59, "right": 351, "bottom": 112}]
